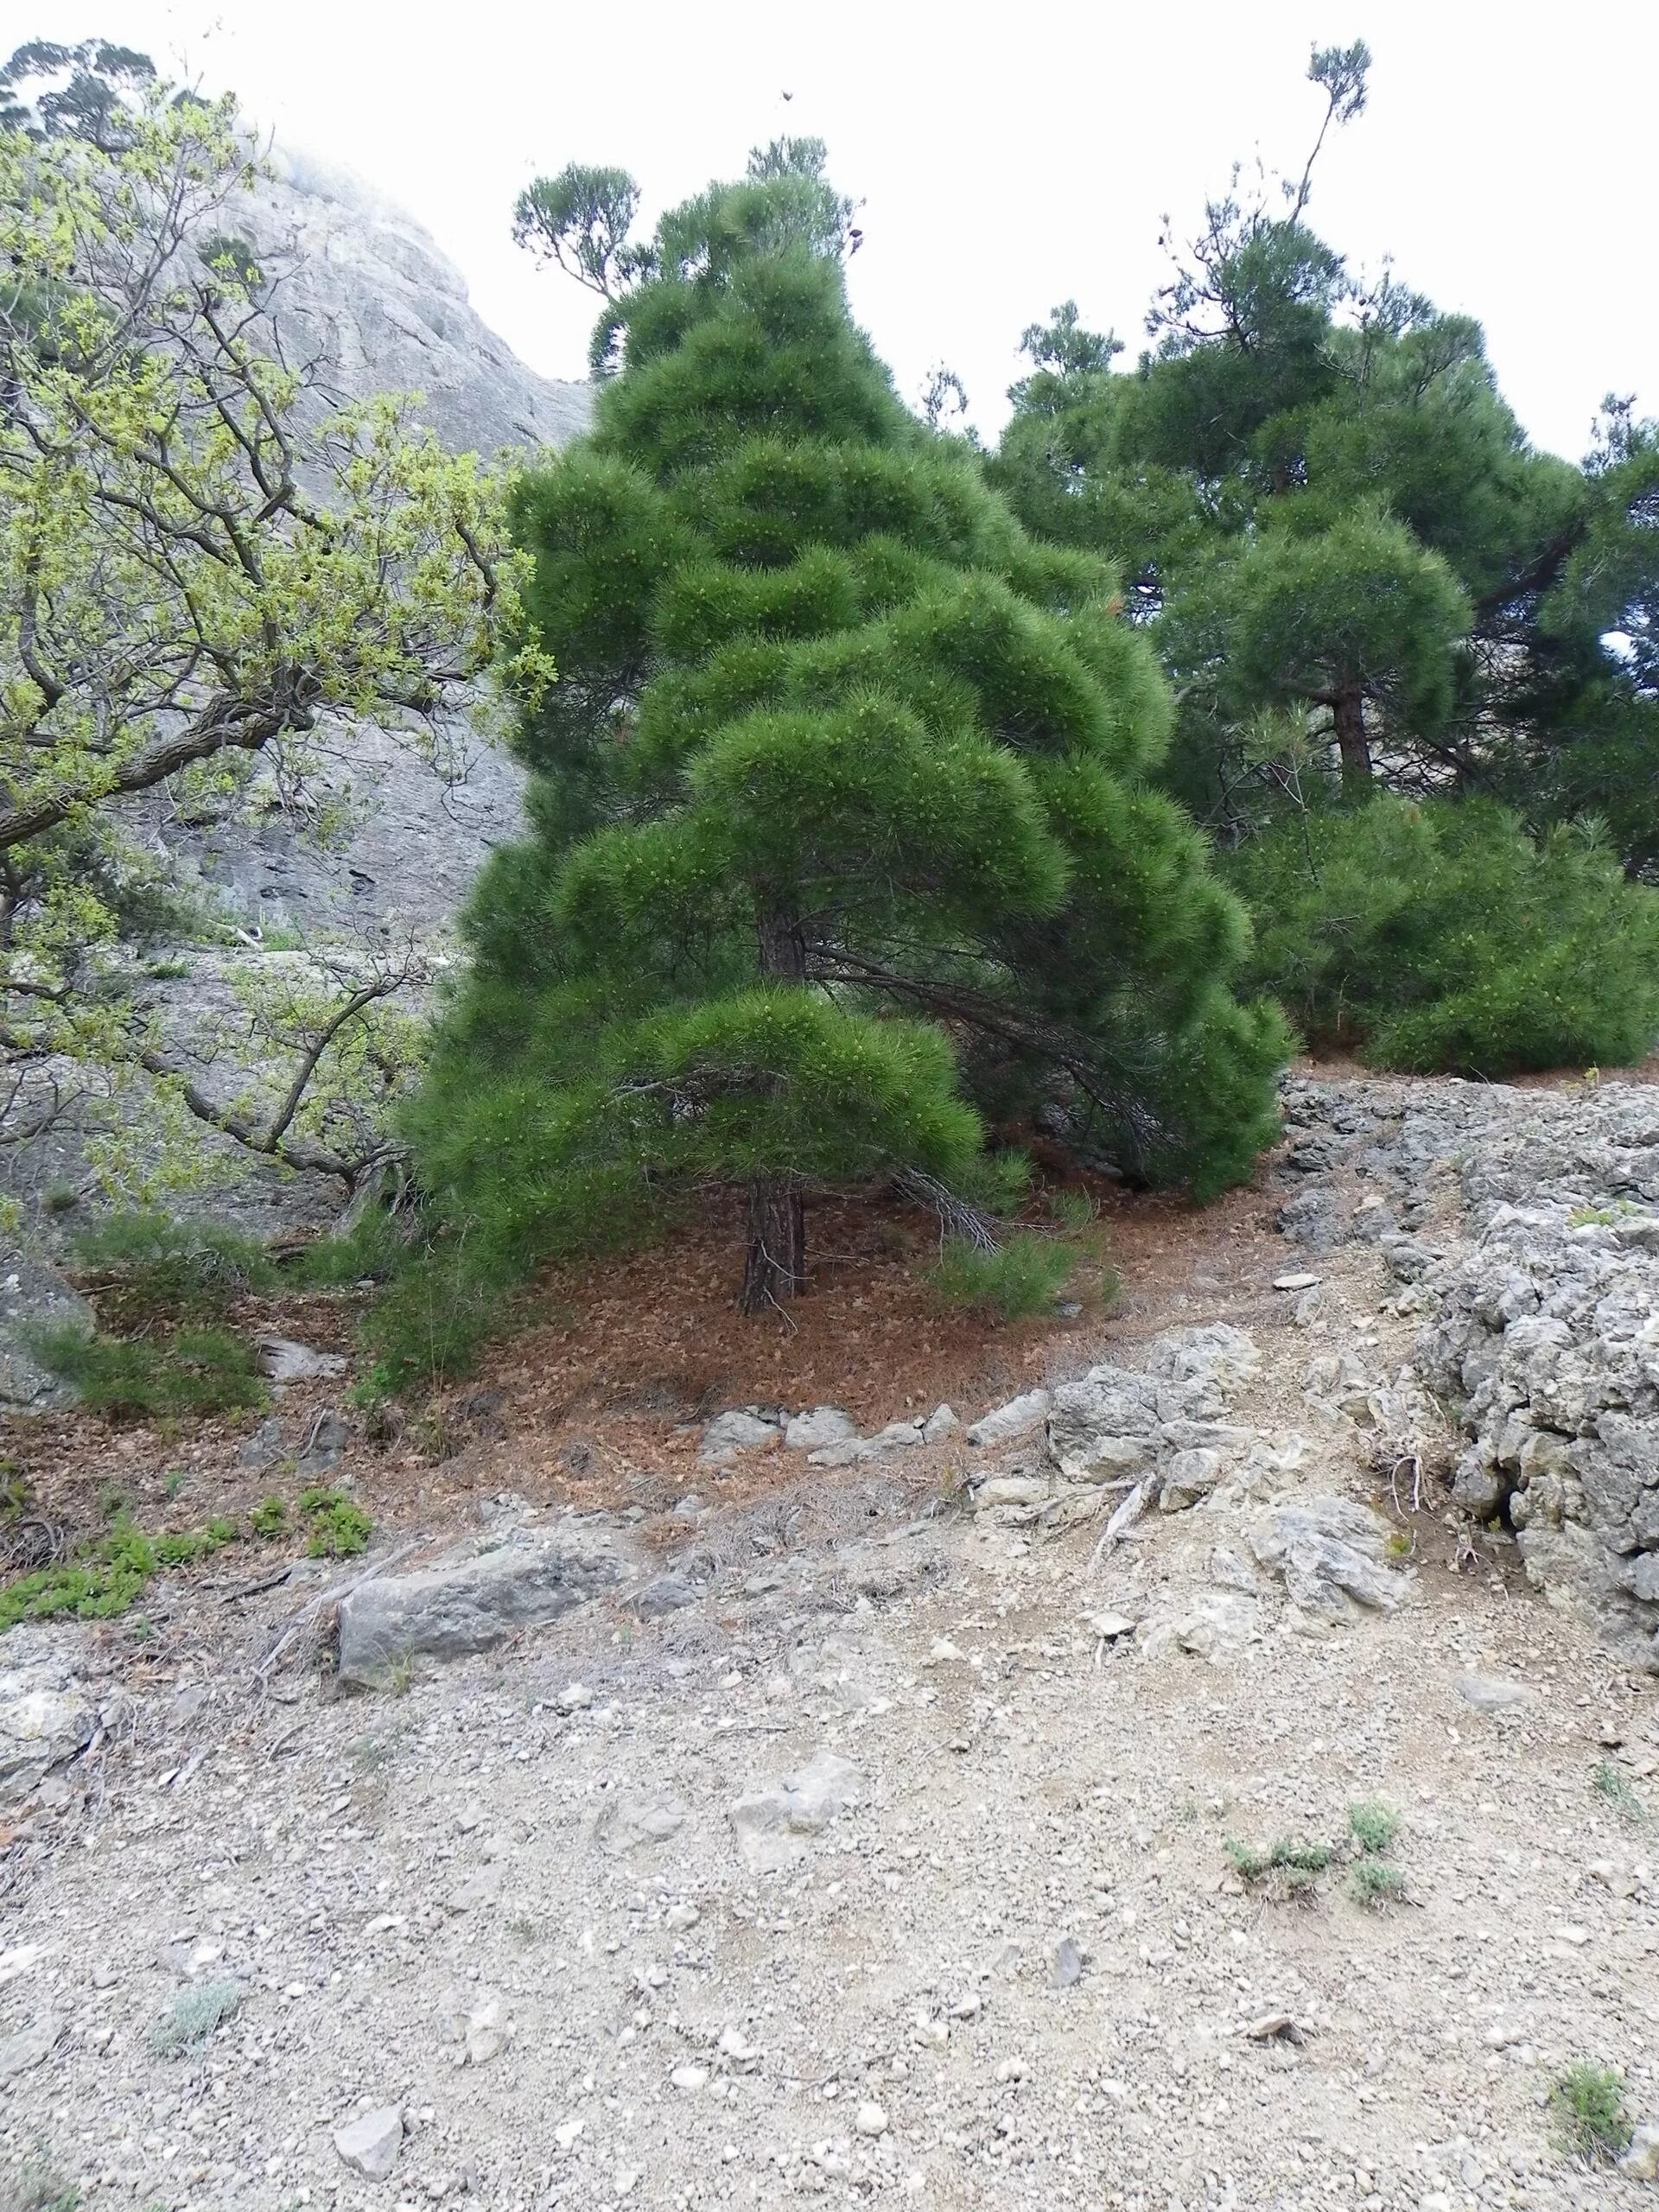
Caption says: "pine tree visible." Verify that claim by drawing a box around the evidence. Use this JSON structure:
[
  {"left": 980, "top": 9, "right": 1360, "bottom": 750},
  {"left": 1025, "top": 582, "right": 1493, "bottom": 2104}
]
[
  {"left": 412, "top": 161, "right": 1287, "bottom": 1313},
  {"left": 992, "top": 49, "right": 1656, "bottom": 869}
]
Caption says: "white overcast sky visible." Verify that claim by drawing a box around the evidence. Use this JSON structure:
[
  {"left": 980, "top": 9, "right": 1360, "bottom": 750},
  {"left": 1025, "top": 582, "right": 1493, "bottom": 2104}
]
[{"left": 22, "top": 1, "right": 1656, "bottom": 461}]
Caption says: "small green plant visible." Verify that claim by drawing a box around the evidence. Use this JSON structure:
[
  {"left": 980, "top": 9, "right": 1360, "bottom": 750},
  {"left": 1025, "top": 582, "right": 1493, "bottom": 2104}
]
[
  {"left": 1046, "top": 1187, "right": 1097, "bottom": 1234},
  {"left": 162, "top": 1470, "right": 186, "bottom": 1500},
  {"left": 1548, "top": 2061, "right": 1631, "bottom": 2163},
  {"left": 143, "top": 957, "right": 191, "bottom": 980},
  {"left": 1347, "top": 1800, "right": 1400, "bottom": 1855},
  {"left": 43, "top": 1180, "right": 80, "bottom": 1216},
  {"left": 1350, "top": 1858, "right": 1408, "bottom": 1908},
  {"left": 2, "top": 1519, "right": 235, "bottom": 1631},
  {"left": 148, "top": 1978, "right": 242, "bottom": 2056},
  {"left": 1592, "top": 1758, "right": 1645, "bottom": 1822},
  {"left": 928, "top": 1230, "right": 1075, "bottom": 1321},
  {"left": 1567, "top": 1200, "right": 1643, "bottom": 1229},
  {"left": 298, "top": 1487, "right": 372, "bottom": 1559},
  {"left": 1225, "top": 1834, "right": 1333, "bottom": 1899},
  {"left": 1385, "top": 1528, "right": 1413, "bottom": 1560},
  {"left": 26, "top": 1321, "right": 267, "bottom": 1419},
  {"left": 249, "top": 1496, "right": 289, "bottom": 1540}
]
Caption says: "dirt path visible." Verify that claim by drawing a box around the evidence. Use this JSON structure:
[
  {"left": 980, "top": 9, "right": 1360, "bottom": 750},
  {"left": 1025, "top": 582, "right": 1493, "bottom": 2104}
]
[{"left": 3, "top": 1080, "right": 1657, "bottom": 2211}]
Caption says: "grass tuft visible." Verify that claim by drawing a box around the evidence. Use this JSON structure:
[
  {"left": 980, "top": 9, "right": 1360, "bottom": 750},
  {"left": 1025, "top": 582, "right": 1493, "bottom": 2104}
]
[
  {"left": 1548, "top": 2061, "right": 1631, "bottom": 2163},
  {"left": 25, "top": 1321, "right": 266, "bottom": 1419},
  {"left": 148, "top": 1978, "right": 242, "bottom": 2056}
]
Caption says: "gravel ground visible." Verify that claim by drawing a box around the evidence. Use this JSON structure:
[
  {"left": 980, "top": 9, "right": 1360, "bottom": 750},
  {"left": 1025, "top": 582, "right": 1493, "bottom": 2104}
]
[{"left": 3, "top": 1089, "right": 1658, "bottom": 2212}]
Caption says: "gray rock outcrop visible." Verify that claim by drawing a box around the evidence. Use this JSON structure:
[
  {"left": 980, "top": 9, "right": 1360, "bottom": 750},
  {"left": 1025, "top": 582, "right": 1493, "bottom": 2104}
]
[{"left": 1281, "top": 1076, "right": 1659, "bottom": 1670}]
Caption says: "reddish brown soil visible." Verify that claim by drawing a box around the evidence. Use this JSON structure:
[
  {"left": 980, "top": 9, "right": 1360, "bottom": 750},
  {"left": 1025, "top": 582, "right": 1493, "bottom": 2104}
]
[{"left": 16, "top": 1044, "right": 1647, "bottom": 1581}]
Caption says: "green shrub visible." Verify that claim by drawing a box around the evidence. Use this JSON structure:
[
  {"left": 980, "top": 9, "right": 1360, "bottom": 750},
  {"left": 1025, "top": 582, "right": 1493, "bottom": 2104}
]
[
  {"left": 1592, "top": 1758, "right": 1646, "bottom": 1821},
  {"left": 250, "top": 1496, "right": 288, "bottom": 1540},
  {"left": 1549, "top": 2062, "right": 1631, "bottom": 2162},
  {"left": 288, "top": 1217, "right": 407, "bottom": 1290},
  {"left": 1225, "top": 1834, "right": 1334, "bottom": 1898},
  {"left": 1227, "top": 796, "right": 1659, "bottom": 1075},
  {"left": 357, "top": 1245, "right": 515, "bottom": 1399},
  {"left": 298, "top": 1488, "right": 372, "bottom": 1559},
  {"left": 1347, "top": 1800, "right": 1400, "bottom": 1854},
  {"left": 26, "top": 1321, "right": 266, "bottom": 1419},
  {"left": 1, "top": 2150, "right": 82, "bottom": 2210},
  {"left": 927, "top": 1230, "right": 1076, "bottom": 1320},
  {"left": 1349, "top": 1859, "right": 1408, "bottom": 1908},
  {"left": 67, "top": 1211, "right": 276, "bottom": 1325}
]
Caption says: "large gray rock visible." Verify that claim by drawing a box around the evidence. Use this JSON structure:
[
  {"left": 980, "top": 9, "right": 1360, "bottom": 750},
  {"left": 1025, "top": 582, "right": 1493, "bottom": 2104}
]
[
  {"left": 965, "top": 1389, "right": 1052, "bottom": 1448},
  {"left": 0, "top": 1657, "right": 96, "bottom": 1801},
  {"left": 1249, "top": 1496, "right": 1408, "bottom": 1616},
  {"left": 1045, "top": 1324, "right": 1260, "bottom": 1495},
  {"left": 335, "top": 1541, "right": 618, "bottom": 1687}
]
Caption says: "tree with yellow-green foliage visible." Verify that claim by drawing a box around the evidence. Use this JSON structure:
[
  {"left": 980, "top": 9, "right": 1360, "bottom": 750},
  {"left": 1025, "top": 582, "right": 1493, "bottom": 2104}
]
[{"left": 0, "top": 46, "right": 547, "bottom": 1194}]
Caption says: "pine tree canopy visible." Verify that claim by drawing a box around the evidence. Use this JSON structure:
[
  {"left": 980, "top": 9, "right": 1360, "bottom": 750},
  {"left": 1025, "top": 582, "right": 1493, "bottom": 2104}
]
[
  {"left": 991, "top": 52, "right": 1658, "bottom": 869},
  {"left": 414, "top": 163, "right": 1288, "bottom": 1311}
]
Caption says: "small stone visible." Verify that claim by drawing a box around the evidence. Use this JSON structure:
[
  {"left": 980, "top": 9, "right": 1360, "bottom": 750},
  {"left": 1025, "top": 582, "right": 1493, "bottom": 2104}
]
[
  {"left": 333, "top": 2105, "right": 404, "bottom": 2181},
  {"left": 666, "top": 1902, "right": 700, "bottom": 1931},
  {"left": 444, "top": 1866, "right": 502, "bottom": 1914},
  {"left": 855, "top": 2101, "right": 888, "bottom": 2138},
  {"left": 671, "top": 2063, "right": 709, "bottom": 2091},
  {"left": 0, "top": 2013, "right": 63, "bottom": 2085},
  {"left": 256, "top": 1333, "right": 347, "bottom": 1381},
  {"left": 634, "top": 1573, "right": 699, "bottom": 1618},
  {"left": 995, "top": 2056, "right": 1027, "bottom": 2084},
  {"left": 921, "top": 1403, "right": 960, "bottom": 1443},
  {"left": 557, "top": 1681, "right": 594, "bottom": 1713},
  {"left": 1457, "top": 1674, "right": 1534, "bottom": 1714},
  {"left": 554, "top": 2119, "right": 583, "bottom": 2152},
  {"left": 925, "top": 1638, "right": 965, "bottom": 1666},
  {"left": 1083, "top": 1610, "right": 1136, "bottom": 1640},
  {"left": 1273, "top": 1273, "right": 1322, "bottom": 1292},
  {"left": 1050, "top": 1938, "right": 1083, "bottom": 1989}
]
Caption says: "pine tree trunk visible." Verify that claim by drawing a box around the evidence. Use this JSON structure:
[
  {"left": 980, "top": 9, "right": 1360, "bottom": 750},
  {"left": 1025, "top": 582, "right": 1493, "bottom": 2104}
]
[
  {"left": 1333, "top": 679, "right": 1373, "bottom": 791},
  {"left": 740, "top": 900, "right": 809, "bottom": 1314},
  {"left": 741, "top": 1174, "right": 806, "bottom": 1313}
]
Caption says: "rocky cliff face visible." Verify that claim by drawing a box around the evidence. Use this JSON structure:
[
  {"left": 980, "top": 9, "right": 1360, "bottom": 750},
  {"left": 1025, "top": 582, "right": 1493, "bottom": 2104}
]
[
  {"left": 245, "top": 145, "right": 591, "bottom": 456},
  {"left": 162, "top": 152, "right": 593, "bottom": 933}
]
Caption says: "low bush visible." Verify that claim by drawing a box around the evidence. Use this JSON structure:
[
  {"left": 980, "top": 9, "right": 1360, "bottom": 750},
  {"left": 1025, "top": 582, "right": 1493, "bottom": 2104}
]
[
  {"left": 1226, "top": 796, "right": 1659, "bottom": 1075},
  {"left": 149, "top": 1978, "right": 242, "bottom": 2056},
  {"left": 1549, "top": 2062, "right": 1631, "bottom": 2163},
  {"left": 67, "top": 1211, "right": 276, "bottom": 1325},
  {"left": 26, "top": 1322, "right": 266, "bottom": 1419},
  {"left": 928, "top": 1230, "right": 1076, "bottom": 1321},
  {"left": 1347, "top": 1800, "right": 1400, "bottom": 1854},
  {"left": 1349, "top": 1858, "right": 1408, "bottom": 1908}
]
